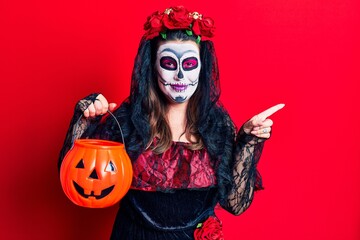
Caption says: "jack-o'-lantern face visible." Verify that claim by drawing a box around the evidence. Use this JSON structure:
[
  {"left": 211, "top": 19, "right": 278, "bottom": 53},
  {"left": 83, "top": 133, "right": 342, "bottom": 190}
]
[
  {"left": 60, "top": 140, "right": 133, "bottom": 208},
  {"left": 72, "top": 158, "right": 117, "bottom": 200}
]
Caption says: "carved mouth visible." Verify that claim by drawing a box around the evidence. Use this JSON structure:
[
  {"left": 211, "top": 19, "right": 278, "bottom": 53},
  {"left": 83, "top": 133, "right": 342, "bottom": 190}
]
[{"left": 73, "top": 181, "right": 114, "bottom": 199}]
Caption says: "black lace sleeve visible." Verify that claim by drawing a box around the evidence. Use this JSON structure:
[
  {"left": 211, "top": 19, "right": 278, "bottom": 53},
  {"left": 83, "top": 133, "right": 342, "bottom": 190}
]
[
  {"left": 58, "top": 93, "right": 101, "bottom": 170},
  {"left": 221, "top": 127, "right": 265, "bottom": 215}
]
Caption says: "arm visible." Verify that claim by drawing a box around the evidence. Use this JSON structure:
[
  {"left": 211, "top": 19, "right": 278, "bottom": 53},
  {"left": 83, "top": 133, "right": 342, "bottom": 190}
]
[
  {"left": 222, "top": 128, "right": 264, "bottom": 215},
  {"left": 221, "top": 103, "right": 285, "bottom": 215},
  {"left": 58, "top": 93, "right": 117, "bottom": 170}
]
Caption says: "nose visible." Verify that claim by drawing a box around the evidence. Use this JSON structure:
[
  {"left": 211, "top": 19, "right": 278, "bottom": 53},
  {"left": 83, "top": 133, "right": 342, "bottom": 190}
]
[
  {"left": 89, "top": 169, "right": 99, "bottom": 179},
  {"left": 175, "top": 69, "right": 184, "bottom": 80}
]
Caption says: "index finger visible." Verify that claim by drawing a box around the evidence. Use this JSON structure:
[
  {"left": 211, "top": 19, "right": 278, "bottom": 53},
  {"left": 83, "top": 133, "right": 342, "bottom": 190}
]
[{"left": 258, "top": 103, "right": 285, "bottom": 120}]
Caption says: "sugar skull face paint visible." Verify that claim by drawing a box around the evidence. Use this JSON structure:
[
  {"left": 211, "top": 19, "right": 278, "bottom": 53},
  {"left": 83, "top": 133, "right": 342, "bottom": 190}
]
[{"left": 155, "top": 41, "right": 201, "bottom": 103}]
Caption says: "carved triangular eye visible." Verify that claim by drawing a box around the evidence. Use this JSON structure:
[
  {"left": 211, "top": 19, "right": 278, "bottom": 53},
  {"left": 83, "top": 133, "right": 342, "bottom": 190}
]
[
  {"left": 89, "top": 169, "right": 99, "bottom": 179},
  {"left": 105, "top": 161, "right": 116, "bottom": 172},
  {"left": 75, "top": 159, "right": 85, "bottom": 168}
]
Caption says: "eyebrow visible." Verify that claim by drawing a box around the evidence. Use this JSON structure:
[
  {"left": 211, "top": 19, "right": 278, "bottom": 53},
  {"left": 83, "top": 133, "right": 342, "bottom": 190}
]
[{"left": 160, "top": 48, "right": 198, "bottom": 59}]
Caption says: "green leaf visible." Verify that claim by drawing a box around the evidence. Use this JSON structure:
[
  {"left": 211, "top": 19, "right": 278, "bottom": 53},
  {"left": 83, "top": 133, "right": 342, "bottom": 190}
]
[
  {"left": 185, "top": 30, "right": 193, "bottom": 36},
  {"left": 196, "top": 36, "right": 201, "bottom": 44},
  {"left": 160, "top": 32, "right": 167, "bottom": 40},
  {"left": 196, "top": 223, "right": 203, "bottom": 228}
]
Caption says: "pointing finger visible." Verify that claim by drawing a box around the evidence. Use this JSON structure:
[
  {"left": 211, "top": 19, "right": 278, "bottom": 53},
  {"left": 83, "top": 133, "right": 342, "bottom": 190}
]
[{"left": 258, "top": 103, "right": 285, "bottom": 120}]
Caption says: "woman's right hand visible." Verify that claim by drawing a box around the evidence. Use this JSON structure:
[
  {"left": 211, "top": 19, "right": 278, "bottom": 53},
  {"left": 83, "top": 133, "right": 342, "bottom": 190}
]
[{"left": 83, "top": 94, "right": 117, "bottom": 118}]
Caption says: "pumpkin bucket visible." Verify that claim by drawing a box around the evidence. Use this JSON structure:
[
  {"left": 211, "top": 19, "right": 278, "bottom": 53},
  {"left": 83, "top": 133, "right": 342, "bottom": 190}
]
[{"left": 60, "top": 111, "right": 132, "bottom": 208}]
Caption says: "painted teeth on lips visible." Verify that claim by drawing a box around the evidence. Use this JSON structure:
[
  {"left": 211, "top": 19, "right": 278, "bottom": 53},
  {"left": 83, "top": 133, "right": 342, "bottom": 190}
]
[{"left": 170, "top": 84, "right": 188, "bottom": 92}]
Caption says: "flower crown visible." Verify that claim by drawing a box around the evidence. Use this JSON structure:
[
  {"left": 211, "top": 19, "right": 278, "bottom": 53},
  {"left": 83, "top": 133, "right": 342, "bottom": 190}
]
[{"left": 143, "top": 6, "right": 215, "bottom": 43}]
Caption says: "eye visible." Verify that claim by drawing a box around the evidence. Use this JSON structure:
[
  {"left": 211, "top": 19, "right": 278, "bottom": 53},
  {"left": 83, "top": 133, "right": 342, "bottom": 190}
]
[
  {"left": 182, "top": 57, "right": 198, "bottom": 71},
  {"left": 105, "top": 161, "right": 116, "bottom": 172},
  {"left": 75, "top": 159, "right": 85, "bottom": 168},
  {"left": 160, "top": 57, "right": 177, "bottom": 70}
]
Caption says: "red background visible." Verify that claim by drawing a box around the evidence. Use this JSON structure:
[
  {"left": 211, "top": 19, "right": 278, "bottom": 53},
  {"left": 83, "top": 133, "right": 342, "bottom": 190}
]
[{"left": 1, "top": 0, "right": 359, "bottom": 239}]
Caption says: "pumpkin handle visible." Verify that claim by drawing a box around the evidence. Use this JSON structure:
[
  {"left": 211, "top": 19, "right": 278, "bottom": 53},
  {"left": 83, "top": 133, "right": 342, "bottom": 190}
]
[
  {"left": 73, "top": 110, "right": 126, "bottom": 149},
  {"left": 106, "top": 110, "right": 126, "bottom": 149}
]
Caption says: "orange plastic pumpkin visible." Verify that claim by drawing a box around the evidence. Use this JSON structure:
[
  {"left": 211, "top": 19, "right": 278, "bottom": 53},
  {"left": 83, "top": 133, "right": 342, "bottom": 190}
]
[{"left": 60, "top": 139, "right": 133, "bottom": 208}]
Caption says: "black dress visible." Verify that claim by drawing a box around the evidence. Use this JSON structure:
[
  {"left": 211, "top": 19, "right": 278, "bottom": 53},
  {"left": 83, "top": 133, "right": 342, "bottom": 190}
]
[{"left": 110, "top": 140, "right": 218, "bottom": 239}]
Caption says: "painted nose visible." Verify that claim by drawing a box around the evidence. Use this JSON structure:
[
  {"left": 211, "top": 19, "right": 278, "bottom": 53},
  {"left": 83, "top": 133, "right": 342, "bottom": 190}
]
[
  {"left": 176, "top": 69, "right": 184, "bottom": 80},
  {"left": 89, "top": 169, "right": 99, "bottom": 179}
]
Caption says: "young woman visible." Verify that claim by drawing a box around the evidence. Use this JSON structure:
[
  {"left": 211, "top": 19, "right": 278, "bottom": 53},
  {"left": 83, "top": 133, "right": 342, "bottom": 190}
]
[{"left": 59, "top": 6, "right": 284, "bottom": 240}]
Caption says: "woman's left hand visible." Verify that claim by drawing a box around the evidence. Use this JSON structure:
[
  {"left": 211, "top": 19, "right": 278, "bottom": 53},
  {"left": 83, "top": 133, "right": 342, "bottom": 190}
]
[{"left": 242, "top": 104, "right": 285, "bottom": 139}]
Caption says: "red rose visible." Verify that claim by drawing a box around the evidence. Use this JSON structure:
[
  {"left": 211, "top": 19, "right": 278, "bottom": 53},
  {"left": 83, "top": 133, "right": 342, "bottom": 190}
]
[
  {"left": 194, "top": 216, "right": 224, "bottom": 240},
  {"left": 192, "top": 19, "right": 201, "bottom": 36},
  {"left": 199, "top": 17, "right": 216, "bottom": 38},
  {"left": 163, "top": 6, "right": 192, "bottom": 30},
  {"left": 143, "top": 11, "right": 165, "bottom": 39},
  {"left": 142, "top": 6, "right": 216, "bottom": 41}
]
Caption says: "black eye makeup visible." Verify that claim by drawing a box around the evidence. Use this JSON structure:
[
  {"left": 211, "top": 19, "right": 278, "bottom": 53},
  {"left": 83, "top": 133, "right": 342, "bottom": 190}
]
[
  {"left": 160, "top": 56, "right": 177, "bottom": 70},
  {"left": 182, "top": 57, "right": 198, "bottom": 71}
]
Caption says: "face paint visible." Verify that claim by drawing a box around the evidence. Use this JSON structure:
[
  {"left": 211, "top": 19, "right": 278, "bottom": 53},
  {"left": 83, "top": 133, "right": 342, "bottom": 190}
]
[{"left": 155, "top": 41, "right": 201, "bottom": 103}]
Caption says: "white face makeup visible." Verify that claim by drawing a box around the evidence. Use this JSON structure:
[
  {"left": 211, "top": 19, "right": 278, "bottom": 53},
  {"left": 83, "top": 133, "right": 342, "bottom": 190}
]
[{"left": 155, "top": 41, "right": 201, "bottom": 103}]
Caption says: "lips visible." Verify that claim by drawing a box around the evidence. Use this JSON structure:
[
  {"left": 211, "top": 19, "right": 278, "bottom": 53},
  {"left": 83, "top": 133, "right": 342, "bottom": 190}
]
[{"left": 170, "top": 84, "right": 188, "bottom": 92}]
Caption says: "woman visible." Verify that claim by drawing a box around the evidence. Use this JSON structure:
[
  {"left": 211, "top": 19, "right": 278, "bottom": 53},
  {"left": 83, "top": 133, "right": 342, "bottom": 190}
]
[{"left": 59, "top": 6, "right": 284, "bottom": 239}]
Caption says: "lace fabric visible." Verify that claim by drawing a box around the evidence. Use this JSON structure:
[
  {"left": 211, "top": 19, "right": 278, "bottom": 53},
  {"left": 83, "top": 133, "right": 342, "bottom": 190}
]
[
  {"left": 222, "top": 128, "right": 265, "bottom": 215},
  {"left": 131, "top": 139, "right": 217, "bottom": 191},
  {"left": 58, "top": 93, "right": 99, "bottom": 170}
]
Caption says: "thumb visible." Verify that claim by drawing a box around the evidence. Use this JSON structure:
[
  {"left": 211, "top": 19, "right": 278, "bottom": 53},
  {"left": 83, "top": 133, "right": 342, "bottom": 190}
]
[
  {"left": 108, "top": 103, "right": 117, "bottom": 112},
  {"left": 251, "top": 115, "right": 263, "bottom": 127}
]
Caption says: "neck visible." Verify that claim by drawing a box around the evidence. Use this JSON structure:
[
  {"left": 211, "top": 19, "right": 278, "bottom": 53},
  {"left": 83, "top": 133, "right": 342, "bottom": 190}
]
[
  {"left": 167, "top": 101, "right": 188, "bottom": 122},
  {"left": 166, "top": 101, "right": 189, "bottom": 141}
]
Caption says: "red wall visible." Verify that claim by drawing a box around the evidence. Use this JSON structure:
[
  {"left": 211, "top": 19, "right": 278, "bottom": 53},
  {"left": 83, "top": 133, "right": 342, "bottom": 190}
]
[{"left": 1, "top": 0, "right": 359, "bottom": 239}]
